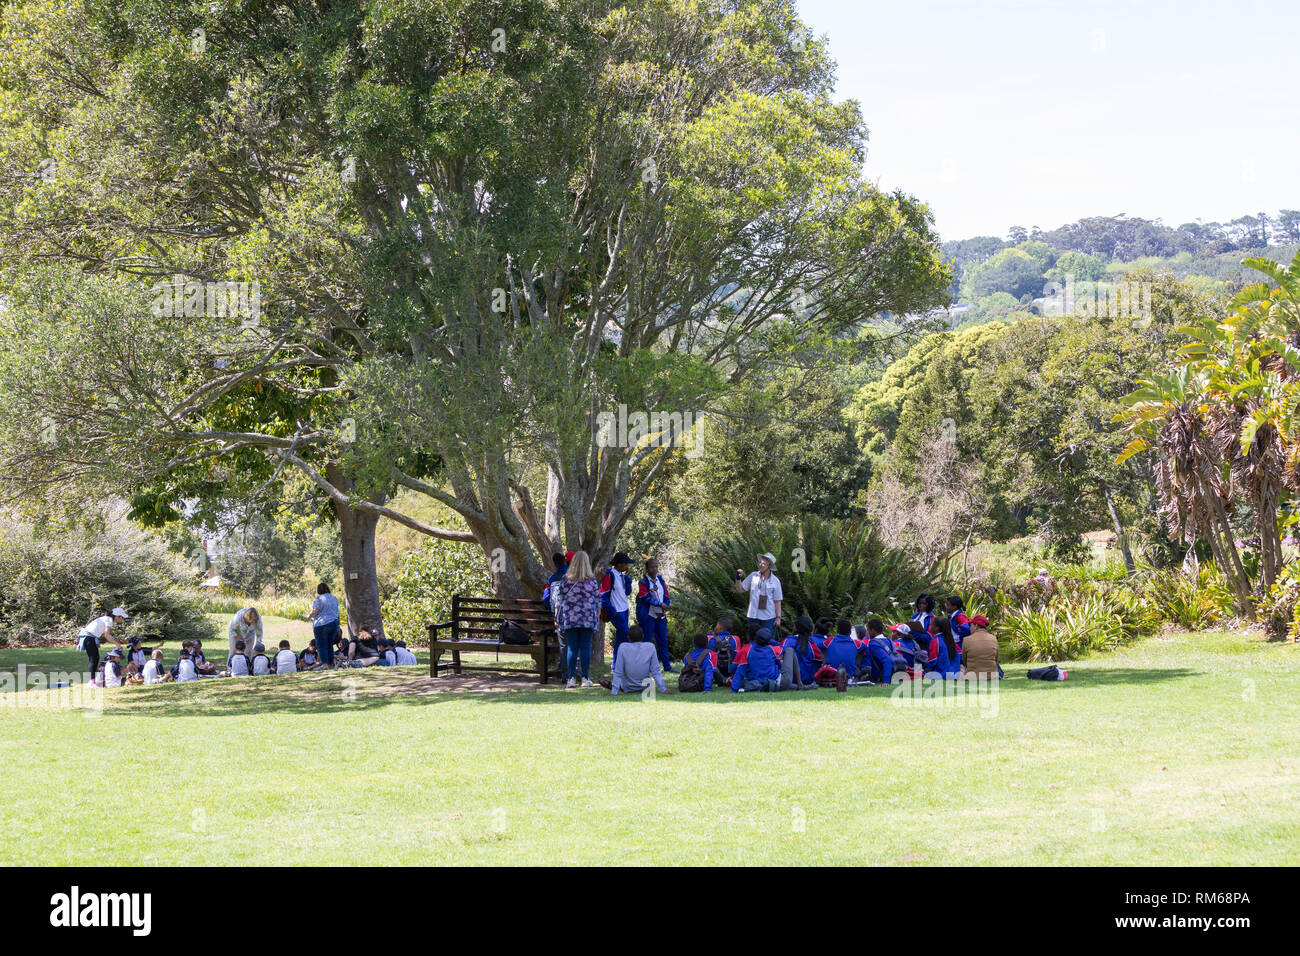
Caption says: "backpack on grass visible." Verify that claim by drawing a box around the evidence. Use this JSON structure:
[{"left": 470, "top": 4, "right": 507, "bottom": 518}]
[
  {"left": 678, "top": 649, "right": 709, "bottom": 693},
  {"left": 714, "top": 638, "right": 733, "bottom": 676}
]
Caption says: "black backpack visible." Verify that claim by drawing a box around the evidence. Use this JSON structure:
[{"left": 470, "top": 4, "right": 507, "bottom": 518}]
[
  {"left": 714, "top": 636, "right": 733, "bottom": 674},
  {"left": 678, "top": 649, "right": 709, "bottom": 692},
  {"left": 498, "top": 620, "right": 532, "bottom": 645}
]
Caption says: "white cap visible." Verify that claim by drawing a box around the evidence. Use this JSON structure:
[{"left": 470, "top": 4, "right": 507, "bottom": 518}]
[{"left": 111, "top": 607, "right": 130, "bottom": 619}]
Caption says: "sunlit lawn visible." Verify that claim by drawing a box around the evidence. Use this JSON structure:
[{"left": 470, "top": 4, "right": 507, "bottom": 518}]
[{"left": 3, "top": 625, "right": 1297, "bottom": 865}]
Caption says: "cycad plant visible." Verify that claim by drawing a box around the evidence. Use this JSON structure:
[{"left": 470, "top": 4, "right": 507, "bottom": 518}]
[{"left": 672, "top": 515, "right": 936, "bottom": 633}]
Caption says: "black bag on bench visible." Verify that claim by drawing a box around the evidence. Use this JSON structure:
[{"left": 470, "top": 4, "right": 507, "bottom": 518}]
[{"left": 498, "top": 620, "right": 533, "bottom": 645}]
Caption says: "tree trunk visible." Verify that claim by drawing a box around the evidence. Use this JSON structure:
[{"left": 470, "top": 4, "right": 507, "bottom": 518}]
[
  {"left": 1102, "top": 483, "right": 1136, "bottom": 574},
  {"left": 336, "top": 501, "right": 383, "bottom": 639},
  {"left": 326, "top": 463, "right": 385, "bottom": 639}
]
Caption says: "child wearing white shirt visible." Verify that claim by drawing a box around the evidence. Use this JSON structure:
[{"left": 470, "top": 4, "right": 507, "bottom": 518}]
[
  {"left": 250, "top": 643, "right": 271, "bottom": 675},
  {"left": 273, "top": 640, "right": 297, "bottom": 674}
]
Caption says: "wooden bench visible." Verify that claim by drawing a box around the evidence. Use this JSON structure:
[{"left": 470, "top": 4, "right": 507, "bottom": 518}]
[{"left": 426, "top": 594, "right": 561, "bottom": 683}]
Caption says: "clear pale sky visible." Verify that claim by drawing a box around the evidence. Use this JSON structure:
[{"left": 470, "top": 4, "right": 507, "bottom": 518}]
[{"left": 797, "top": 0, "right": 1300, "bottom": 241}]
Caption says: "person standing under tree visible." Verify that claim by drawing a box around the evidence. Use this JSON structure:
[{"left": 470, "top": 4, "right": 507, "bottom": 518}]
[
  {"left": 735, "top": 552, "right": 782, "bottom": 635},
  {"left": 306, "top": 583, "right": 341, "bottom": 668},
  {"left": 76, "top": 607, "right": 128, "bottom": 681},
  {"left": 600, "top": 552, "right": 634, "bottom": 666},
  {"left": 560, "top": 550, "right": 601, "bottom": 689},
  {"left": 636, "top": 557, "right": 672, "bottom": 672}
]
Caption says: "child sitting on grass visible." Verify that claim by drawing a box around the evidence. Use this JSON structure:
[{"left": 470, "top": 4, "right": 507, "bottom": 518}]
[
  {"left": 251, "top": 643, "right": 271, "bottom": 675},
  {"left": 706, "top": 617, "right": 739, "bottom": 682},
  {"left": 175, "top": 649, "right": 199, "bottom": 682},
  {"left": 779, "top": 616, "right": 820, "bottom": 690},
  {"left": 227, "top": 640, "right": 251, "bottom": 677},
  {"left": 273, "top": 639, "right": 297, "bottom": 674},
  {"left": 192, "top": 639, "right": 217, "bottom": 676},
  {"left": 143, "top": 649, "right": 169, "bottom": 685},
  {"left": 814, "top": 618, "right": 859, "bottom": 690},
  {"left": 857, "top": 619, "right": 895, "bottom": 686},
  {"left": 393, "top": 641, "right": 418, "bottom": 666},
  {"left": 299, "top": 640, "right": 323, "bottom": 670},
  {"left": 730, "top": 627, "right": 780, "bottom": 693},
  {"left": 678, "top": 633, "right": 717, "bottom": 692}
]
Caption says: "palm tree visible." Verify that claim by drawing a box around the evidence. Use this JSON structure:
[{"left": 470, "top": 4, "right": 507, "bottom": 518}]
[{"left": 1115, "top": 366, "right": 1254, "bottom": 615}]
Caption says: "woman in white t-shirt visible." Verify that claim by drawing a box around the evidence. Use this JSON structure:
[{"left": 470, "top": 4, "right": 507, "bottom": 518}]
[{"left": 734, "top": 552, "right": 783, "bottom": 635}]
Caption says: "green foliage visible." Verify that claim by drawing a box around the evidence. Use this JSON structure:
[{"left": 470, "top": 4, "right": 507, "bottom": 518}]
[
  {"left": 382, "top": 538, "right": 492, "bottom": 645},
  {"left": 1000, "top": 596, "right": 1126, "bottom": 662},
  {"left": 672, "top": 516, "right": 934, "bottom": 633},
  {"left": 0, "top": 518, "right": 210, "bottom": 646}
]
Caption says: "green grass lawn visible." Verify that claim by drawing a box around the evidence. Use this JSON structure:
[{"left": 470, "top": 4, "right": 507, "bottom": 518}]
[{"left": 2, "top": 626, "right": 1297, "bottom": 865}]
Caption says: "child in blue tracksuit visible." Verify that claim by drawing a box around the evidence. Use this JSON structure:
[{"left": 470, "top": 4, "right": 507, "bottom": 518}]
[
  {"left": 681, "top": 634, "right": 717, "bottom": 691},
  {"left": 891, "top": 622, "right": 927, "bottom": 675},
  {"left": 945, "top": 595, "right": 972, "bottom": 646},
  {"left": 781, "top": 616, "right": 821, "bottom": 687},
  {"left": 911, "top": 593, "right": 937, "bottom": 635},
  {"left": 600, "top": 552, "right": 634, "bottom": 665},
  {"left": 860, "top": 619, "right": 895, "bottom": 685},
  {"left": 731, "top": 628, "right": 780, "bottom": 692},
  {"left": 925, "top": 616, "right": 962, "bottom": 678},
  {"left": 707, "top": 617, "right": 739, "bottom": 680},
  {"left": 635, "top": 558, "right": 672, "bottom": 671},
  {"left": 814, "top": 618, "right": 861, "bottom": 685}
]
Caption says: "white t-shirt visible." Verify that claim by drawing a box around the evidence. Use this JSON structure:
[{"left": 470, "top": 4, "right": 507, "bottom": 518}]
[
  {"left": 143, "top": 660, "right": 163, "bottom": 685},
  {"left": 605, "top": 569, "right": 631, "bottom": 613},
  {"left": 177, "top": 659, "right": 198, "bottom": 682},
  {"left": 102, "top": 660, "right": 123, "bottom": 687},
  {"left": 383, "top": 649, "right": 397, "bottom": 666},
  {"left": 742, "top": 571, "right": 783, "bottom": 621},
  {"left": 228, "top": 654, "right": 250, "bottom": 676},
  {"left": 274, "top": 649, "right": 297, "bottom": 673},
  {"left": 251, "top": 654, "right": 270, "bottom": 675},
  {"left": 82, "top": 615, "right": 112, "bottom": 639},
  {"left": 395, "top": 647, "right": 418, "bottom": 666}
]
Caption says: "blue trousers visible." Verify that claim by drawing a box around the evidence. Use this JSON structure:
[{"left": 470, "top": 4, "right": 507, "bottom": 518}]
[
  {"left": 637, "top": 610, "right": 670, "bottom": 669},
  {"left": 564, "top": 627, "right": 593, "bottom": 679},
  {"left": 608, "top": 610, "right": 629, "bottom": 664},
  {"left": 747, "top": 616, "right": 777, "bottom": 638},
  {"left": 314, "top": 621, "right": 339, "bottom": 667}
]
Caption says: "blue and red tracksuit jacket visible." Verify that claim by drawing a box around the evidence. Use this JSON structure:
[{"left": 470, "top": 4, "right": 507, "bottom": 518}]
[
  {"left": 926, "top": 636, "right": 962, "bottom": 677},
  {"left": 912, "top": 611, "right": 935, "bottom": 634},
  {"left": 949, "top": 611, "right": 971, "bottom": 645},
  {"left": 819, "top": 633, "right": 861, "bottom": 674},
  {"left": 864, "top": 636, "right": 894, "bottom": 685},
  {"left": 893, "top": 635, "right": 924, "bottom": 670},
  {"left": 707, "top": 632, "right": 739, "bottom": 669},
  {"left": 780, "top": 637, "right": 820, "bottom": 684},
  {"left": 599, "top": 568, "right": 632, "bottom": 616},
  {"left": 635, "top": 574, "right": 670, "bottom": 617},
  {"left": 682, "top": 647, "right": 717, "bottom": 690},
  {"left": 731, "top": 642, "right": 780, "bottom": 691}
]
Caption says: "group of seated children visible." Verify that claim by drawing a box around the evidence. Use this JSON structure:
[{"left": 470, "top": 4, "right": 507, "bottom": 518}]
[
  {"left": 101, "top": 630, "right": 420, "bottom": 686},
  {"left": 675, "top": 593, "right": 999, "bottom": 694}
]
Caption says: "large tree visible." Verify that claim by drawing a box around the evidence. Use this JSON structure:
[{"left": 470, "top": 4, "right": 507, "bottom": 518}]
[{"left": 0, "top": 0, "right": 950, "bottom": 618}]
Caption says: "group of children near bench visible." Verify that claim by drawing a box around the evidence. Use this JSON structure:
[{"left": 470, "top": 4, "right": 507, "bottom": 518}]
[
  {"left": 91, "top": 630, "right": 418, "bottom": 687},
  {"left": 675, "top": 592, "right": 1000, "bottom": 694}
]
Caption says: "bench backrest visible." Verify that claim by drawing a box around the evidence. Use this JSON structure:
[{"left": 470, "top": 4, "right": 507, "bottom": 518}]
[{"left": 449, "top": 593, "right": 557, "bottom": 643}]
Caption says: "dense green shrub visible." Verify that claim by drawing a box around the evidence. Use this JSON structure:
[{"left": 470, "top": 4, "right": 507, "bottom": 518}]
[
  {"left": 672, "top": 516, "right": 935, "bottom": 636},
  {"left": 382, "top": 538, "right": 492, "bottom": 645},
  {"left": 0, "top": 518, "right": 210, "bottom": 646}
]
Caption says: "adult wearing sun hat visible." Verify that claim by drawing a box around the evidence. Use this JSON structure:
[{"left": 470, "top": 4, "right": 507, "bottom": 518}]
[{"left": 734, "top": 552, "right": 783, "bottom": 635}]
